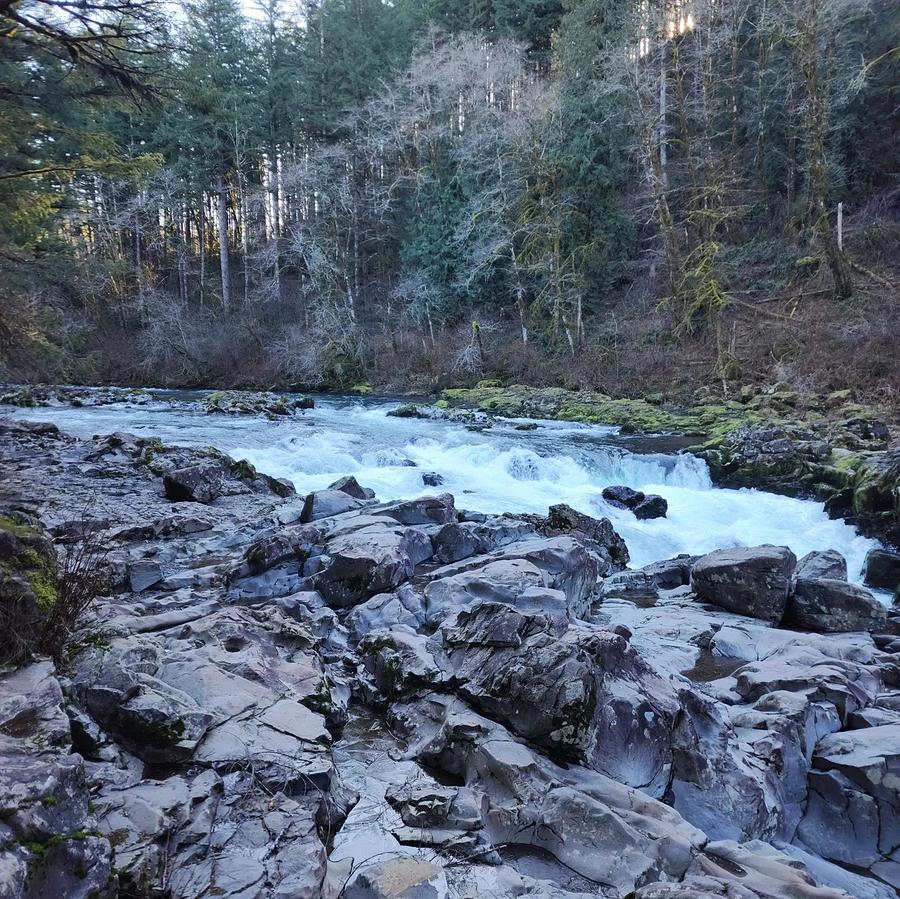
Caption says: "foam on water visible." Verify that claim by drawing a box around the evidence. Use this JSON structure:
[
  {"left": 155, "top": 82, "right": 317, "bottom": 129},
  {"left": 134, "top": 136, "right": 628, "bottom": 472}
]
[{"left": 8, "top": 393, "right": 881, "bottom": 583}]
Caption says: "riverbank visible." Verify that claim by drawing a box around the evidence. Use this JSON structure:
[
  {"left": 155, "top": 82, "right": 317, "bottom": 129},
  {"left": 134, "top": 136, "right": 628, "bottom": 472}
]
[
  {"left": 404, "top": 383, "right": 898, "bottom": 549},
  {"left": 2, "top": 415, "right": 900, "bottom": 898}
]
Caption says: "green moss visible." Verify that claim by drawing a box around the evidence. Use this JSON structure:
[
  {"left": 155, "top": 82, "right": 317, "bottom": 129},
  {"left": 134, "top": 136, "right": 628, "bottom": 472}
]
[
  {"left": 387, "top": 403, "right": 424, "bottom": 419},
  {"left": 0, "top": 515, "right": 38, "bottom": 540},
  {"left": 230, "top": 459, "right": 258, "bottom": 481},
  {"left": 26, "top": 568, "right": 58, "bottom": 610},
  {"left": 350, "top": 383, "right": 373, "bottom": 395}
]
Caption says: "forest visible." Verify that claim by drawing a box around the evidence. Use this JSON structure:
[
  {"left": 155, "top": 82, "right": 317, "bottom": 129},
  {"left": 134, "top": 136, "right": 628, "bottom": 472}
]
[{"left": 1, "top": 0, "right": 898, "bottom": 397}]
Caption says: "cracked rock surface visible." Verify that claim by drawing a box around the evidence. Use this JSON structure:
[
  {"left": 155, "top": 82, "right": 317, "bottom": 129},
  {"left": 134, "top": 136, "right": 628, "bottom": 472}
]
[{"left": 1, "top": 417, "right": 899, "bottom": 898}]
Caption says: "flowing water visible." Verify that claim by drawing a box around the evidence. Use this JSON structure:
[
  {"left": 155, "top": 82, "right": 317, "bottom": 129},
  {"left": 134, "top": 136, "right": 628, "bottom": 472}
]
[{"left": 7, "top": 390, "right": 881, "bottom": 582}]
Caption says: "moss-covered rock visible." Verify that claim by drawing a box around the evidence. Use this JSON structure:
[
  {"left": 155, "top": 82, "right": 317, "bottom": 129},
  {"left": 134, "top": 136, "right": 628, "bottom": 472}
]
[
  {"left": 439, "top": 385, "right": 754, "bottom": 436},
  {"left": 0, "top": 511, "right": 58, "bottom": 666},
  {"left": 203, "top": 389, "right": 313, "bottom": 417},
  {"left": 387, "top": 403, "right": 424, "bottom": 419}
]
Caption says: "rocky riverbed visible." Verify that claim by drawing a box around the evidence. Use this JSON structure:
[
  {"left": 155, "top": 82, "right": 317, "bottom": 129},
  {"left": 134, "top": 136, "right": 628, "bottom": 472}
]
[{"left": 2, "top": 415, "right": 900, "bottom": 898}]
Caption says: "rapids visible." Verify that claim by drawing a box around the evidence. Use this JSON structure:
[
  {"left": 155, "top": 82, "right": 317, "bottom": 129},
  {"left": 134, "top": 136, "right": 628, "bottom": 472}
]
[{"left": 8, "top": 390, "right": 880, "bottom": 582}]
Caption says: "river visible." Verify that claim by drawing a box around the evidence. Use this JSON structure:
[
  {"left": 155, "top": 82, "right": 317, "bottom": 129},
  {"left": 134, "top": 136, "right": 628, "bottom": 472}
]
[{"left": 6, "top": 390, "right": 880, "bottom": 582}]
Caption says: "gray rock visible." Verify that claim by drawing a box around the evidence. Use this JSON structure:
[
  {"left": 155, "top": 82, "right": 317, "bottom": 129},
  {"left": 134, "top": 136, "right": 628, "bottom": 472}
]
[
  {"left": 666, "top": 689, "right": 782, "bottom": 842},
  {"left": 692, "top": 545, "right": 796, "bottom": 622},
  {"left": 422, "top": 472, "right": 445, "bottom": 487},
  {"left": 431, "top": 522, "right": 479, "bottom": 564},
  {"left": 347, "top": 585, "right": 426, "bottom": 641},
  {"left": 423, "top": 559, "right": 546, "bottom": 625},
  {"left": 404, "top": 698, "right": 706, "bottom": 894},
  {"left": 314, "top": 525, "right": 433, "bottom": 607},
  {"left": 546, "top": 503, "right": 630, "bottom": 570},
  {"left": 128, "top": 558, "right": 162, "bottom": 592},
  {"left": 163, "top": 463, "right": 225, "bottom": 503},
  {"left": 602, "top": 485, "right": 644, "bottom": 509},
  {"left": 796, "top": 549, "right": 848, "bottom": 582},
  {"left": 440, "top": 606, "right": 680, "bottom": 797},
  {"left": 864, "top": 548, "right": 900, "bottom": 591},
  {"left": 633, "top": 494, "right": 668, "bottom": 519},
  {"left": 329, "top": 475, "right": 376, "bottom": 499},
  {"left": 301, "top": 488, "right": 370, "bottom": 522},
  {"left": 788, "top": 577, "right": 887, "bottom": 633},
  {"left": 343, "top": 857, "right": 449, "bottom": 899}
]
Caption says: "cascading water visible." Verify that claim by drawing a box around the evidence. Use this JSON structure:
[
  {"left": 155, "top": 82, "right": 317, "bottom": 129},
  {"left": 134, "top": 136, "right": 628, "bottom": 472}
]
[{"left": 8, "top": 391, "right": 880, "bottom": 583}]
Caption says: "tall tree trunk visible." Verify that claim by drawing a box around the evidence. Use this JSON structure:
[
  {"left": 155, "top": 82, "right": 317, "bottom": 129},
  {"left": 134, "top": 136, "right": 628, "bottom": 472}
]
[
  {"left": 198, "top": 200, "right": 207, "bottom": 305},
  {"left": 216, "top": 174, "right": 231, "bottom": 311},
  {"left": 798, "top": 0, "right": 851, "bottom": 299}
]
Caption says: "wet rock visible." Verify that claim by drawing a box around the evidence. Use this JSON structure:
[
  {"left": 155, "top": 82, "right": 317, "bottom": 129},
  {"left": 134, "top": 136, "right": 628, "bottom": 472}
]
[
  {"left": 163, "top": 463, "right": 225, "bottom": 503},
  {"left": 692, "top": 545, "right": 796, "bottom": 622},
  {"left": 260, "top": 473, "right": 296, "bottom": 497},
  {"left": 602, "top": 485, "right": 645, "bottom": 509},
  {"left": 788, "top": 577, "right": 887, "bottom": 633},
  {"left": 864, "top": 548, "right": 900, "bottom": 592},
  {"left": 422, "top": 471, "right": 445, "bottom": 487},
  {"left": 633, "top": 494, "right": 668, "bottom": 519},
  {"left": 796, "top": 549, "right": 848, "bottom": 581},
  {"left": 372, "top": 494, "right": 457, "bottom": 527}
]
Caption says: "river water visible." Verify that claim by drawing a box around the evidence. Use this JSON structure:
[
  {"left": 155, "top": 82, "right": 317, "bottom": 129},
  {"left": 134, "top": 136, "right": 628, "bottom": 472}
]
[{"left": 7, "top": 391, "right": 880, "bottom": 582}]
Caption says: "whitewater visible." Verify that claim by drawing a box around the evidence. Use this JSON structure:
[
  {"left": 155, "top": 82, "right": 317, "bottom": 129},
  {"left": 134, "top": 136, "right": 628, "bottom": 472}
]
[{"left": 9, "top": 391, "right": 880, "bottom": 582}]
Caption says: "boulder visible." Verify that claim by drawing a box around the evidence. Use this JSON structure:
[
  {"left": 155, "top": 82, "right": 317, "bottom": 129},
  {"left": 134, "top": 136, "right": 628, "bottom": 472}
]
[
  {"left": 422, "top": 472, "right": 445, "bottom": 487},
  {"left": 315, "top": 526, "right": 433, "bottom": 607},
  {"left": 163, "top": 463, "right": 225, "bottom": 503},
  {"left": 430, "top": 517, "right": 535, "bottom": 566},
  {"left": 424, "top": 559, "right": 546, "bottom": 624},
  {"left": 431, "top": 522, "right": 479, "bottom": 564},
  {"left": 796, "top": 549, "right": 848, "bottom": 581},
  {"left": 546, "top": 503, "right": 630, "bottom": 570},
  {"left": 301, "top": 488, "right": 370, "bottom": 522},
  {"left": 691, "top": 545, "right": 796, "bottom": 622},
  {"left": 440, "top": 606, "right": 680, "bottom": 797},
  {"left": 602, "top": 485, "right": 645, "bottom": 509},
  {"left": 864, "top": 548, "right": 900, "bottom": 592},
  {"left": 329, "top": 475, "right": 376, "bottom": 500},
  {"left": 788, "top": 577, "right": 887, "bottom": 633},
  {"left": 633, "top": 494, "right": 668, "bottom": 519}
]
